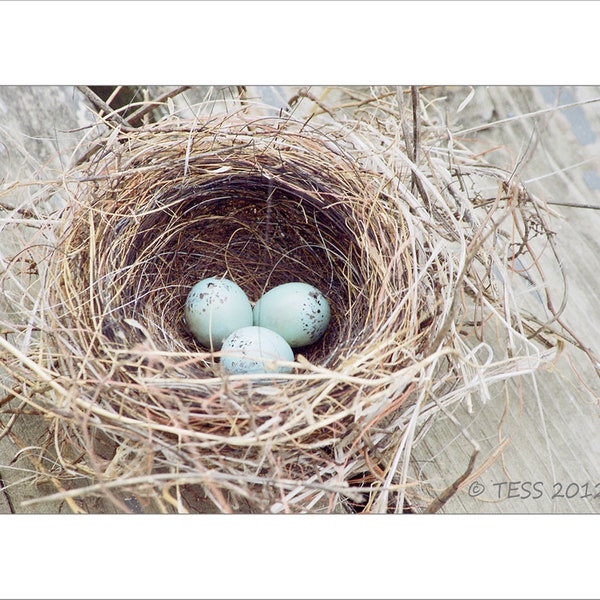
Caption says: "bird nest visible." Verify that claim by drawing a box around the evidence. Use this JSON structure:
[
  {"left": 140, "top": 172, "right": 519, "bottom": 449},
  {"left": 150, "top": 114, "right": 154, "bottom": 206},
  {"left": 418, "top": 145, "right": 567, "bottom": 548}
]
[{"left": 1, "top": 88, "right": 565, "bottom": 513}]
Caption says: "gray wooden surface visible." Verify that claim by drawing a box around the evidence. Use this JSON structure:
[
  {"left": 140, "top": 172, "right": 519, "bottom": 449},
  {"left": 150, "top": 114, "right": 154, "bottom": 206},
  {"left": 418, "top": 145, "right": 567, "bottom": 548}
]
[
  {"left": 1, "top": 85, "right": 599, "bottom": 513},
  {"left": 1, "top": 86, "right": 94, "bottom": 513},
  {"left": 411, "top": 86, "right": 600, "bottom": 513}
]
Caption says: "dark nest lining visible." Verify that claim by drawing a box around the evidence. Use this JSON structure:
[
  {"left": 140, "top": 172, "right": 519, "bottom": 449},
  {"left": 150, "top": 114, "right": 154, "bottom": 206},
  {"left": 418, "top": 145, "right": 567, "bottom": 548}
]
[
  {"left": 115, "top": 175, "right": 374, "bottom": 368},
  {"left": 57, "top": 118, "right": 427, "bottom": 372}
]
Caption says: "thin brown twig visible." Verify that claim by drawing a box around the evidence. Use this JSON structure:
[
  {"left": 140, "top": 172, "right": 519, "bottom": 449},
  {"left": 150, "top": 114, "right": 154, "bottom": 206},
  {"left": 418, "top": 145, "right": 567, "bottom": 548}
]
[
  {"left": 423, "top": 448, "right": 479, "bottom": 513},
  {"left": 73, "top": 86, "right": 192, "bottom": 166},
  {"left": 76, "top": 85, "right": 132, "bottom": 128},
  {"left": 125, "top": 85, "right": 192, "bottom": 126},
  {"left": 411, "top": 85, "right": 420, "bottom": 173},
  {"left": 287, "top": 88, "right": 336, "bottom": 118}
]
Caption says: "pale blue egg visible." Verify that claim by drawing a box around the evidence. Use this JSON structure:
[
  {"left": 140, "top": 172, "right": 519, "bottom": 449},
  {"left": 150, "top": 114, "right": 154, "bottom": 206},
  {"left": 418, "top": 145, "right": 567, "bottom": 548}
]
[
  {"left": 253, "top": 282, "right": 331, "bottom": 348},
  {"left": 220, "top": 326, "right": 294, "bottom": 375},
  {"left": 185, "top": 277, "right": 253, "bottom": 349}
]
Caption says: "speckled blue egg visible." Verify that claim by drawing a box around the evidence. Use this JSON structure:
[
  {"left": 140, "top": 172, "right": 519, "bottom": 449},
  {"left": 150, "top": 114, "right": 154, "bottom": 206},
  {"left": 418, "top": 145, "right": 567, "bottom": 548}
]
[
  {"left": 184, "top": 277, "right": 253, "bottom": 349},
  {"left": 253, "top": 282, "right": 331, "bottom": 348},
  {"left": 220, "top": 326, "right": 294, "bottom": 375}
]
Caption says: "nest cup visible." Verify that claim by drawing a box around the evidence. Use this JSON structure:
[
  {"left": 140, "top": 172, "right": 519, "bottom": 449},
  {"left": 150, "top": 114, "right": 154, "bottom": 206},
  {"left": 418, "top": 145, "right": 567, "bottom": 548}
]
[{"left": 45, "top": 114, "right": 433, "bottom": 512}]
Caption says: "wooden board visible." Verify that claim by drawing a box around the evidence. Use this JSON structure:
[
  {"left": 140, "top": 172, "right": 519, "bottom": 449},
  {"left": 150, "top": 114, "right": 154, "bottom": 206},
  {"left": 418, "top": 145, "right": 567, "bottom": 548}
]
[
  {"left": 0, "top": 86, "right": 94, "bottom": 513},
  {"left": 410, "top": 86, "right": 600, "bottom": 513}
]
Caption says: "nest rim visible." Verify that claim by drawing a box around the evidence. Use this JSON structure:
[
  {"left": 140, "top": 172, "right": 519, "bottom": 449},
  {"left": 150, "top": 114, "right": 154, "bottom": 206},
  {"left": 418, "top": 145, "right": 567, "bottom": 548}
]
[{"left": 43, "top": 113, "right": 434, "bottom": 467}]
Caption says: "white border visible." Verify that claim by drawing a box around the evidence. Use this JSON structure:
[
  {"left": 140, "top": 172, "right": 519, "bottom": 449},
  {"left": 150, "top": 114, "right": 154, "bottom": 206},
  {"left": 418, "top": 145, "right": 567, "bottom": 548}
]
[
  {"left": 2, "top": 1, "right": 598, "bottom": 84},
  {"left": 1, "top": 514, "right": 596, "bottom": 599}
]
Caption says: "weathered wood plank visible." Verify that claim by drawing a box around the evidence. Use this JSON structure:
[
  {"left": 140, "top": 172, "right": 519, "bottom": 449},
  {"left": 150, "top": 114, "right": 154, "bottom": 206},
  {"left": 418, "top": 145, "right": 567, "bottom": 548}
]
[
  {"left": 412, "top": 86, "right": 600, "bottom": 513},
  {"left": 0, "top": 85, "right": 94, "bottom": 513}
]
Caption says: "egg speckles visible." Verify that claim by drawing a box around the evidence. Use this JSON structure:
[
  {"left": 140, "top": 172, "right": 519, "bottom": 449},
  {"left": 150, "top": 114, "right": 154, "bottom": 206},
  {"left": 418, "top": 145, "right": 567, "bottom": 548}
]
[
  {"left": 185, "top": 277, "right": 253, "bottom": 349},
  {"left": 253, "top": 282, "right": 331, "bottom": 348},
  {"left": 220, "top": 326, "right": 294, "bottom": 375}
]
